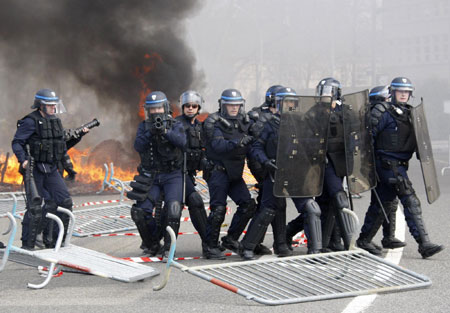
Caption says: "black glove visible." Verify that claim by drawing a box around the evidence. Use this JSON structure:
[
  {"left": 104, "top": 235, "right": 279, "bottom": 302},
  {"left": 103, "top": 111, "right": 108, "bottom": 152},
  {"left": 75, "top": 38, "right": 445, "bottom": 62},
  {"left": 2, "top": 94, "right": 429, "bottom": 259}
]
[
  {"left": 238, "top": 135, "right": 254, "bottom": 147},
  {"left": 264, "top": 159, "right": 278, "bottom": 171},
  {"left": 64, "top": 168, "right": 77, "bottom": 181}
]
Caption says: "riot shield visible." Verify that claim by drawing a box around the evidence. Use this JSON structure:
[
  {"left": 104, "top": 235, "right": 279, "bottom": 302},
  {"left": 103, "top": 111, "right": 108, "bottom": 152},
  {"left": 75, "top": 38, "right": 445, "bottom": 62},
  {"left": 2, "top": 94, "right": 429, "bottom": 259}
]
[
  {"left": 274, "top": 95, "right": 331, "bottom": 197},
  {"left": 342, "top": 90, "right": 377, "bottom": 194},
  {"left": 411, "top": 100, "right": 440, "bottom": 204}
]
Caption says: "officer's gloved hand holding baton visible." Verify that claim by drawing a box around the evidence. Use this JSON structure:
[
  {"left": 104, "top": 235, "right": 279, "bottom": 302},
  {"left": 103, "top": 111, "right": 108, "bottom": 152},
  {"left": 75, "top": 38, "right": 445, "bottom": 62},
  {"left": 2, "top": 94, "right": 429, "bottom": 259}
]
[
  {"left": 238, "top": 135, "right": 254, "bottom": 147},
  {"left": 264, "top": 159, "right": 278, "bottom": 171}
]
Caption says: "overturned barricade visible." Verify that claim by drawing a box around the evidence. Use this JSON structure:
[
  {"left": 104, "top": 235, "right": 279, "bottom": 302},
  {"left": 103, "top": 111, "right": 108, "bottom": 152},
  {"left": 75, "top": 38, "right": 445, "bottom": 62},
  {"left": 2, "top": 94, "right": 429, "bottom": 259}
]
[
  {"left": 0, "top": 208, "right": 159, "bottom": 289},
  {"left": 153, "top": 209, "right": 431, "bottom": 305},
  {"left": 0, "top": 192, "right": 25, "bottom": 218},
  {"left": 96, "top": 163, "right": 131, "bottom": 201},
  {"left": 72, "top": 202, "right": 136, "bottom": 237}
]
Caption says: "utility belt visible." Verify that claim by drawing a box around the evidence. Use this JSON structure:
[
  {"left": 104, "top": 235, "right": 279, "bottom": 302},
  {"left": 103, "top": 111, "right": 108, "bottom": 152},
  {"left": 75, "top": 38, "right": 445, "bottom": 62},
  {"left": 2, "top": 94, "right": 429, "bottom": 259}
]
[
  {"left": 141, "top": 161, "right": 181, "bottom": 174},
  {"left": 377, "top": 157, "right": 409, "bottom": 171},
  {"left": 202, "top": 161, "right": 225, "bottom": 181},
  {"left": 377, "top": 157, "right": 413, "bottom": 196}
]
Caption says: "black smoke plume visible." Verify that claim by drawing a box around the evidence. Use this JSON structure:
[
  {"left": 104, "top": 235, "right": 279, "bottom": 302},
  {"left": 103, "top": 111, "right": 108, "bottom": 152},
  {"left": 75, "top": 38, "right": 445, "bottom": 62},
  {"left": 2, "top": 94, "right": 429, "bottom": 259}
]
[{"left": 0, "top": 0, "right": 204, "bottom": 149}]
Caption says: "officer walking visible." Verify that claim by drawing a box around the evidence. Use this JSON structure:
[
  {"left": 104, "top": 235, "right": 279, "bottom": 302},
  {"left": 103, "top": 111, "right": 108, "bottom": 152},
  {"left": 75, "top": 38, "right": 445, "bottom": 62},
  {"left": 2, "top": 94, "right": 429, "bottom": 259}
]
[
  {"left": 246, "top": 85, "right": 284, "bottom": 256},
  {"left": 240, "top": 87, "right": 323, "bottom": 260},
  {"left": 127, "top": 91, "right": 186, "bottom": 259},
  {"left": 12, "top": 89, "right": 73, "bottom": 249},
  {"left": 176, "top": 90, "right": 209, "bottom": 256},
  {"left": 357, "top": 78, "right": 444, "bottom": 258},
  {"left": 203, "top": 89, "right": 256, "bottom": 260},
  {"left": 359, "top": 85, "right": 405, "bottom": 254}
]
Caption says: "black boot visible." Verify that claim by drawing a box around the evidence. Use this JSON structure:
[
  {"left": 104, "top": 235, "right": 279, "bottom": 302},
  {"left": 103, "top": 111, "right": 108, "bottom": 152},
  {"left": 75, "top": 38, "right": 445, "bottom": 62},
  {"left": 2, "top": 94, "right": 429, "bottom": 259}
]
[
  {"left": 418, "top": 242, "right": 444, "bottom": 259},
  {"left": 272, "top": 209, "right": 292, "bottom": 257},
  {"left": 240, "top": 207, "right": 276, "bottom": 260},
  {"left": 381, "top": 201, "right": 406, "bottom": 249},
  {"left": 205, "top": 206, "right": 227, "bottom": 260},
  {"left": 404, "top": 195, "right": 444, "bottom": 259},
  {"left": 328, "top": 224, "right": 345, "bottom": 251},
  {"left": 254, "top": 243, "right": 272, "bottom": 255},
  {"left": 226, "top": 199, "right": 256, "bottom": 244},
  {"left": 357, "top": 202, "right": 392, "bottom": 255}
]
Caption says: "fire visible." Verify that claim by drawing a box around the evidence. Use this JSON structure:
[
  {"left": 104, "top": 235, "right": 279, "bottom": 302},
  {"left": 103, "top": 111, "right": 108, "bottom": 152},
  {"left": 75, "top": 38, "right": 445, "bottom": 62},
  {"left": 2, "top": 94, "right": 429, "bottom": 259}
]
[
  {"left": 68, "top": 147, "right": 135, "bottom": 184},
  {"left": 0, "top": 152, "right": 23, "bottom": 185},
  {"left": 0, "top": 147, "right": 136, "bottom": 189}
]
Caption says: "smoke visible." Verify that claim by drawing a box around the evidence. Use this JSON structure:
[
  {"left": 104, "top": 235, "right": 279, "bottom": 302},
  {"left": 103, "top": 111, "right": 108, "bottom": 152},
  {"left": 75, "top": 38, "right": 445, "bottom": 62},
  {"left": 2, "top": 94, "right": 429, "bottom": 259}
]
[{"left": 0, "top": 0, "right": 205, "bottom": 150}]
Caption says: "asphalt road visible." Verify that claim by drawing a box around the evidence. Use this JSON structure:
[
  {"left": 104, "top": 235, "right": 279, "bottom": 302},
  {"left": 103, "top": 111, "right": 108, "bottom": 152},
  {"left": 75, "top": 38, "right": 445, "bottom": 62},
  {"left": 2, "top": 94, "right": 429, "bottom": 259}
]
[{"left": 1, "top": 150, "right": 449, "bottom": 313}]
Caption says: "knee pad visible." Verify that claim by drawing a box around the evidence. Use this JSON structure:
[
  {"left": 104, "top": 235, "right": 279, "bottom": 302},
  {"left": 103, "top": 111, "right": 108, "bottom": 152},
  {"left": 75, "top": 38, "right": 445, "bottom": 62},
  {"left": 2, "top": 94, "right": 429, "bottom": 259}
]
[
  {"left": 405, "top": 194, "right": 421, "bottom": 215},
  {"left": 60, "top": 197, "right": 73, "bottom": 210},
  {"left": 187, "top": 192, "right": 204, "bottom": 209},
  {"left": 304, "top": 199, "right": 321, "bottom": 218},
  {"left": 241, "top": 199, "right": 257, "bottom": 217},
  {"left": 333, "top": 190, "right": 349, "bottom": 209},
  {"left": 211, "top": 206, "right": 227, "bottom": 224},
  {"left": 167, "top": 201, "right": 182, "bottom": 219},
  {"left": 131, "top": 205, "right": 151, "bottom": 223},
  {"left": 43, "top": 199, "right": 57, "bottom": 213}
]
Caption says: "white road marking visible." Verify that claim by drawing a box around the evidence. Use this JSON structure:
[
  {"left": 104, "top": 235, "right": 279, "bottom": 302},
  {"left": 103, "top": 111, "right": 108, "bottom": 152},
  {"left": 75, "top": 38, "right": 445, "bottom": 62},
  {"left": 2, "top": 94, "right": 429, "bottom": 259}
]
[{"left": 342, "top": 206, "right": 406, "bottom": 313}]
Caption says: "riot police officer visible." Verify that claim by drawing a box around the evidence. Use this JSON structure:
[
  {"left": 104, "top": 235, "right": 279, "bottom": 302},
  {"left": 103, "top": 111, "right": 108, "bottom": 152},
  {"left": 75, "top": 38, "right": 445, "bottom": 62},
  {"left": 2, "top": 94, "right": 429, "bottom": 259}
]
[
  {"left": 12, "top": 89, "right": 73, "bottom": 249},
  {"left": 364, "top": 85, "right": 405, "bottom": 252},
  {"left": 203, "top": 89, "right": 256, "bottom": 260},
  {"left": 284, "top": 78, "right": 352, "bottom": 252},
  {"left": 357, "top": 77, "right": 444, "bottom": 258},
  {"left": 241, "top": 87, "right": 323, "bottom": 260},
  {"left": 246, "top": 85, "right": 284, "bottom": 256},
  {"left": 127, "top": 91, "right": 186, "bottom": 259},
  {"left": 176, "top": 90, "right": 209, "bottom": 256}
]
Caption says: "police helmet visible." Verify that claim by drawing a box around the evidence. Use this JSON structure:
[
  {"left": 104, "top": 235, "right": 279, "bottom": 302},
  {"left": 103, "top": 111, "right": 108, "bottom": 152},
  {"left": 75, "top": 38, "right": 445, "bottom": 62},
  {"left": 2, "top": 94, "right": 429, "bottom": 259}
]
[
  {"left": 316, "top": 77, "right": 342, "bottom": 100},
  {"left": 32, "top": 88, "right": 66, "bottom": 114},
  {"left": 389, "top": 77, "right": 414, "bottom": 104},
  {"left": 144, "top": 91, "right": 170, "bottom": 119},
  {"left": 369, "top": 85, "right": 390, "bottom": 104},
  {"left": 275, "top": 87, "right": 297, "bottom": 112},
  {"left": 218, "top": 88, "right": 245, "bottom": 118},
  {"left": 265, "top": 85, "right": 283, "bottom": 107},
  {"left": 180, "top": 90, "right": 203, "bottom": 113}
]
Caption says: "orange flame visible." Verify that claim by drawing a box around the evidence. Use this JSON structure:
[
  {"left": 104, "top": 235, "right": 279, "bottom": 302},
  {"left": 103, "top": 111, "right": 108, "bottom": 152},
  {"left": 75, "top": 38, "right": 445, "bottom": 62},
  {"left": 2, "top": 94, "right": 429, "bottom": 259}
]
[
  {"left": 67, "top": 148, "right": 135, "bottom": 184},
  {"left": 0, "top": 148, "right": 136, "bottom": 188},
  {"left": 0, "top": 153, "right": 23, "bottom": 185}
]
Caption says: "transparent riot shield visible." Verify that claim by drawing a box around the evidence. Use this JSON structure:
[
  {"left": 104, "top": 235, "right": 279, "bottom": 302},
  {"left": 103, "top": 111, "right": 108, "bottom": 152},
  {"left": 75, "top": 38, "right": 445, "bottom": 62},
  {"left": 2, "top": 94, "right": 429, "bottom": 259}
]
[
  {"left": 411, "top": 100, "right": 440, "bottom": 204},
  {"left": 274, "top": 95, "right": 331, "bottom": 197},
  {"left": 342, "top": 90, "right": 377, "bottom": 194}
]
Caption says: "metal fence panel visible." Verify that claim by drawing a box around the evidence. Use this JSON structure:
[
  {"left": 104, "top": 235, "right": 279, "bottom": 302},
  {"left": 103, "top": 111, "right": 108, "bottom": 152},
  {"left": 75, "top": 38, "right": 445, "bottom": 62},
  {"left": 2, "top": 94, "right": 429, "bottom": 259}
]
[{"left": 184, "top": 250, "right": 431, "bottom": 305}]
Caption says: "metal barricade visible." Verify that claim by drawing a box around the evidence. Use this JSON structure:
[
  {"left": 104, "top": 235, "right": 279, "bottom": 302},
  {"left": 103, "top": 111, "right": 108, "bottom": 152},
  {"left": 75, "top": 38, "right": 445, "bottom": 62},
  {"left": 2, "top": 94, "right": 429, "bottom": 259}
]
[
  {"left": 72, "top": 203, "right": 136, "bottom": 237},
  {"left": 0, "top": 192, "right": 26, "bottom": 218},
  {"left": 153, "top": 209, "right": 431, "bottom": 305},
  {"left": 0, "top": 208, "right": 159, "bottom": 289},
  {"left": 96, "top": 163, "right": 130, "bottom": 201}
]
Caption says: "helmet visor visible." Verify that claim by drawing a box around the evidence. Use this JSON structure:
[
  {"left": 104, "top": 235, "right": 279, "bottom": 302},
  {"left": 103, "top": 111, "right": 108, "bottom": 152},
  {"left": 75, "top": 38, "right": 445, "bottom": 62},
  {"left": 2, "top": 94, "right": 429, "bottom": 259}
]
[
  {"left": 181, "top": 93, "right": 202, "bottom": 106},
  {"left": 316, "top": 85, "right": 336, "bottom": 97}
]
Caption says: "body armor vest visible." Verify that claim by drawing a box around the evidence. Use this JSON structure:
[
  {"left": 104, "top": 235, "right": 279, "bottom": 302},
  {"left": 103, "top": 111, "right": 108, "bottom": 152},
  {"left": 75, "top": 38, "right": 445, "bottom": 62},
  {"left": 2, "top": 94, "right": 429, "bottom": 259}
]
[
  {"left": 327, "top": 109, "right": 347, "bottom": 177},
  {"left": 375, "top": 105, "right": 416, "bottom": 153},
  {"left": 206, "top": 116, "right": 250, "bottom": 181},
  {"left": 22, "top": 110, "right": 66, "bottom": 164},
  {"left": 176, "top": 115, "right": 204, "bottom": 173},
  {"left": 140, "top": 134, "right": 183, "bottom": 173}
]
